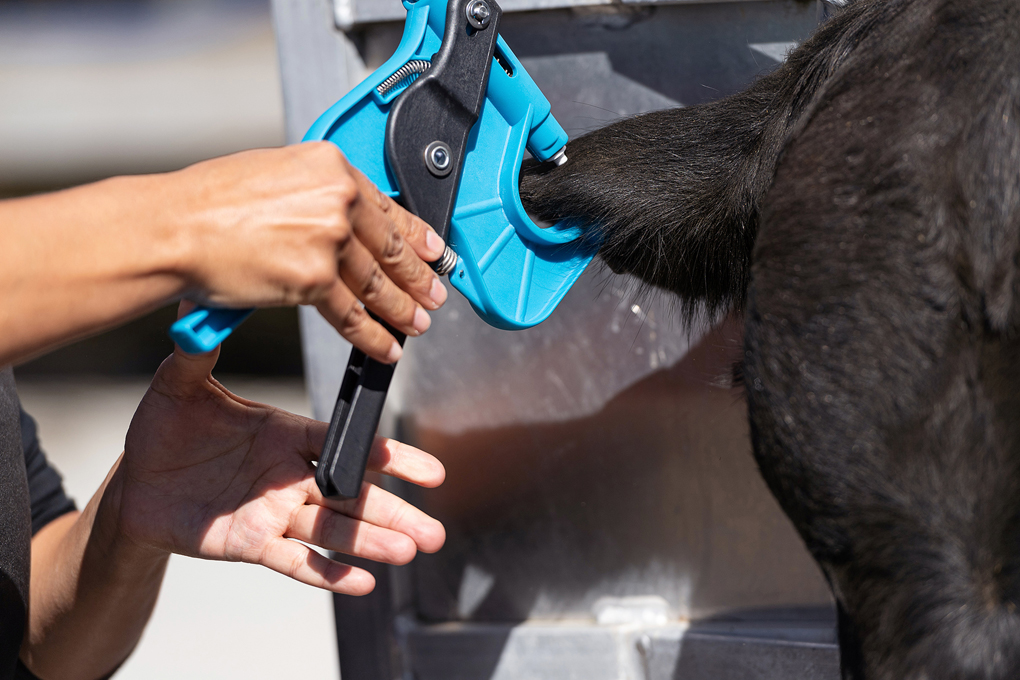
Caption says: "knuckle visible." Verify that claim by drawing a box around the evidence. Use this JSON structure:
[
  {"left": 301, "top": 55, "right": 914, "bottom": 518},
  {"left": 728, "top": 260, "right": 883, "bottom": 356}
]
[
  {"left": 288, "top": 551, "right": 306, "bottom": 578},
  {"left": 400, "top": 212, "right": 426, "bottom": 243},
  {"left": 337, "top": 298, "right": 369, "bottom": 333},
  {"left": 329, "top": 218, "right": 354, "bottom": 253},
  {"left": 334, "top": 175, "right": 359, "bottom": 208},
  {"left": 352, "top": 527, "right": 368, "bottom": 557},
  {"left": 390, "top": 501, "right": 411, "bottom": 532},
  {"left": 373, "top": 187, "right": 391, "bottom": 214},
  {"left": 253, "top": 542, "right": 272, "bottom": 569},
  {"left": 323, "top": 560, "right": 345, "bottom": 584},
  {"left": 369, "top": 183, "right": 390, "bottom": 212},
  {"left": 390, "top": 536, "right": 416, "bottom": 565},
  {"left": 398, "top": 259, "right": 434, "bottom": 298},
  {"left": 412, "top": 260, "right": 436, "bottom": 290},
  {"left": 379, "top": 226, "right": 406, "bottom": 263},
  {"left": 359, "top": 262, "right": 388, "bottom": 300},
  {"left": 406, "top": 213, "right": 425, "bottom": 237},
  {"left": 294, "top": 260, "right": 336, "bottom": 299},
  {"left": 310, "top": 140, "right": 345, "bottom": 164},
  {"left": 302, "top": 140, "right": 348, "bottom": 176},
  {"left": 319, "top": 510, "right": 341, "bottom": 545}
]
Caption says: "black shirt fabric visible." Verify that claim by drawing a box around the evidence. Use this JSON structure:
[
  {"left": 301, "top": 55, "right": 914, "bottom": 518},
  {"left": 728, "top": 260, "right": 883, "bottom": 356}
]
[
  {"left": 0, "top": 369, "right": 77, "bottom": 680},
  {"left": 0, "top": 369, "right": 29, "bottom": 680},
  {"left": 20, "top": 409, "right": 76, "bottom": 536}
]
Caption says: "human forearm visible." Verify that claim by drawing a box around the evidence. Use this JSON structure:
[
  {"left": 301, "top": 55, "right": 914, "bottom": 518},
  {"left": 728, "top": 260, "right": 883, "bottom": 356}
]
[
  {"left": 0, "top": 144, "right": 449, "bottom": 368},
  {"left": 22, "top": 457, "right": 169, "bottom": 680},
  {"left": 0, "top": 174, "right": 190, "bottom": 367}
]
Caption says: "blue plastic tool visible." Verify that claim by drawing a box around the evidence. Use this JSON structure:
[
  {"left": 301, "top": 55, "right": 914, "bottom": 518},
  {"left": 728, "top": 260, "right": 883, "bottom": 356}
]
[
  {"left": 171, "top": 307, "right": 253, "bottom": 355},
  {"left": 170, "top": 0, "right": 595, "bottom": 351}
]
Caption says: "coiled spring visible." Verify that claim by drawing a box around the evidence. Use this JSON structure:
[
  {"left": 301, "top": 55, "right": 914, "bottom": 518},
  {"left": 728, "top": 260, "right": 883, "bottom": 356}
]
[
  {"left": 431, "top": 245, "right": 458, "bottom": 276},
  {"left": 376, "top": 60, "right": 432, "bottom": 97}
]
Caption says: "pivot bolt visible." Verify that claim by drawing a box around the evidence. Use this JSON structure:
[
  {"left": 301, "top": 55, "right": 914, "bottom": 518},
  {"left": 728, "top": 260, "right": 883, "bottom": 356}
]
[
  {"left": 424, "top": 141, "right": 453, "bottom": 177},
  {"left": 466, "top": 0, "right": 491, "bottom": 29}
]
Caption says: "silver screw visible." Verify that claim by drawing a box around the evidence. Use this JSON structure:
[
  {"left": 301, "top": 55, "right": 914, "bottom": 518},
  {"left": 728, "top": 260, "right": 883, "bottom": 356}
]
[
  {"left": 466, "top": 0, "right": 491, "bottom": 29},
  {"left": 424, "top": 141, "right": 453, "bottom": 177}
]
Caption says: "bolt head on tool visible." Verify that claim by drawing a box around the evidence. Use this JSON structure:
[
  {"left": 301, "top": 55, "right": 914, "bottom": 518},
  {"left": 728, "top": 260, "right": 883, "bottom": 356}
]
[
  {"left": 424, "top": 140, "right": 453, "bottom": 177},
  {"left": 466, "top": 0, "right": 491, "bottom": 29}
]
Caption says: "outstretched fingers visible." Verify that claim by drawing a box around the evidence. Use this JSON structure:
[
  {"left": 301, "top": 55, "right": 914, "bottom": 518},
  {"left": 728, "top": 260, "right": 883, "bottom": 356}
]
[
  {"left": 286, "top": 504, "right": 418, "bottom": 565},
  {"left": 366, "top": 437, "right": 446, "bottom": 488},
  {"left": 293, "top": 422, "right": 446, "bottom": 554},
  {"left": 257, "top": 538, "right": 376, "bottom": 595},
  {"left": 296, "top": 421, "right": 445, "bottom": 491},
  {"left": 306, "top": 479, "right": 446, "bottom": 554}
]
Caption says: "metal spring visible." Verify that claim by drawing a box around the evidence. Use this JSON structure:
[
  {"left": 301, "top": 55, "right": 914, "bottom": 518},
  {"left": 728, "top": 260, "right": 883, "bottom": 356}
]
[
  {"left": 376, "top": 60, "right": 431, "bottom": 97},
  {"left": 431, "top": 245, "right": 458, "bottom": 276}
]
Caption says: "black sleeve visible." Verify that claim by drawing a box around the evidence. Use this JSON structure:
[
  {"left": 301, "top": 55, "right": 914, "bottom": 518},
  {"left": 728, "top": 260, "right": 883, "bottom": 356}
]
[
  {"left": 13, "top": 659, "right": 42, "bottom": 680},
  {"left": 20, "top": 409, "right": 76, "bottom": 536}
]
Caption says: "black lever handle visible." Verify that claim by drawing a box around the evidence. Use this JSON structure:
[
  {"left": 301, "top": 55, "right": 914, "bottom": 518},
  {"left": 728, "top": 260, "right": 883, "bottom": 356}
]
[
  {"left": 315, "top": 0, "right": 502, "bottom": 501},
  {"left": 316, "top": 318, "right": 406, "bottom": 500}
]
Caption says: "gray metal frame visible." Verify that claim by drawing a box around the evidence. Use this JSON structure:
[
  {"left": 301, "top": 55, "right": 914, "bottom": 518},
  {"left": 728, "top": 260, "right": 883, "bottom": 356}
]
[{"left": 269, "top": 1, "right": 840, "bottom": 677}]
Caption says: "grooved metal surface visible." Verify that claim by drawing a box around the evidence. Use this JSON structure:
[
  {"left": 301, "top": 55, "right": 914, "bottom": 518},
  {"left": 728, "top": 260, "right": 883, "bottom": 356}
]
[
  {"left": 400, "top": 609, "right": 839, "bottom": 679},
  {"left": 333, "top": 0, "right": 771, "bottom": 30}
]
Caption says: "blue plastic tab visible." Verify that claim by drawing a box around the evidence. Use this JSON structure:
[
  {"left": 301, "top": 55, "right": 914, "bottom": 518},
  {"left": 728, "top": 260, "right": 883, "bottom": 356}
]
[{"left": 170, "top": 307, "right": 254, "bottom": 354}]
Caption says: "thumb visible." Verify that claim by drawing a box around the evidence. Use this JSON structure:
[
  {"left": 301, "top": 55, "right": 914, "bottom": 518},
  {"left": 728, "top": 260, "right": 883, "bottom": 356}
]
[{"left": 156, "top": 301, "right": 222, "bottom": 394}]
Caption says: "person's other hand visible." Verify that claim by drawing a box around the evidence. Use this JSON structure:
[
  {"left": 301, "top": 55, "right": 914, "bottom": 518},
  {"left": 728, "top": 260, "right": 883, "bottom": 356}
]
[
  {"left": 102, "top": 341, "right": 446, "bottom": 594},
  {"left": 171, "top": 143, "right": 449, "bottom": 363}
]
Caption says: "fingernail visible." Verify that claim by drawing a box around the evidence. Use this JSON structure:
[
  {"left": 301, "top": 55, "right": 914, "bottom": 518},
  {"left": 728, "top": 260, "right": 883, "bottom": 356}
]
[
  {"left": 412, "top": 307, "right": 431, "bottom": 335},
  {"left": 385, "top": 341, "right": 403, "bottom": 363},
  {"left": 430, "top": 277, "right": 448, "bottom": 307},
  {"left": 426, "top": 229, "right": 445, "bottom": 258}
]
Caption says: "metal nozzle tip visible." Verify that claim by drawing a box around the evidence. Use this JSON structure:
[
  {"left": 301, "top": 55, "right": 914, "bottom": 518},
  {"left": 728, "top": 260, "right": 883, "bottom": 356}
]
[{"left": 550, "top": 147, "right": 568, "bottom": 166}]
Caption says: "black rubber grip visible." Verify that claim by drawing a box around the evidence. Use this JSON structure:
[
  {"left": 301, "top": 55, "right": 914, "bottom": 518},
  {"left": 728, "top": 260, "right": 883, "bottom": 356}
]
[{"left": 316, "top": 327, "right": 405, "bottom": 500}]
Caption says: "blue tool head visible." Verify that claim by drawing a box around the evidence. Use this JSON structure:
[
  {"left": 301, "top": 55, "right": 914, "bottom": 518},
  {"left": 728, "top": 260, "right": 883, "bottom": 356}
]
[{"left": 304, "top": 0, "right": 596, "bottom": 330}]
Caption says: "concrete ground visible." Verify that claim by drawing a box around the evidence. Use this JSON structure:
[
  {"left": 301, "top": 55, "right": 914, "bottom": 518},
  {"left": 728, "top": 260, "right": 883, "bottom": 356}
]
[{"left": 16, "top": 376, "right": 341, "bottom": 680}]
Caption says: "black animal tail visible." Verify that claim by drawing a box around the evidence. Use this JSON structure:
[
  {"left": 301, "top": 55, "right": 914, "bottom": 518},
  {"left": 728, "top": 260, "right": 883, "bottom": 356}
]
[{"left": 518, "top": 0, "right": 880, "bottom": 322}]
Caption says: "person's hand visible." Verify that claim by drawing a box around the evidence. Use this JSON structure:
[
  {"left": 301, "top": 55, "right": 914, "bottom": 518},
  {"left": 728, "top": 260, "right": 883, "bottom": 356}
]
[
  {"left": 170, "top": 143, "right": 449, "bottom": 363},
  {"left": 101, "top": 341, "right": 446, "bottom": 594}
]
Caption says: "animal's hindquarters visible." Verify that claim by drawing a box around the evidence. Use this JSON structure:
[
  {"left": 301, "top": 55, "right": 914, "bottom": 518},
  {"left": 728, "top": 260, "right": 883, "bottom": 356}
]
[{"left": 744, "top": 0, "right": 1020, "bottom": 676}]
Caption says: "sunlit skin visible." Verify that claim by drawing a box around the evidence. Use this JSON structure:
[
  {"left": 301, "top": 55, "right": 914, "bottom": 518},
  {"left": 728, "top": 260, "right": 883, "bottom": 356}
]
[
  {"left": 116, "top": 342, "right": 446, "bottom": 589},
  {"left": 0, "top": 142, "right": 448, "bottom": 368},
  {"left": 22, "top": 335, "right": 446, "bottom": 680}
]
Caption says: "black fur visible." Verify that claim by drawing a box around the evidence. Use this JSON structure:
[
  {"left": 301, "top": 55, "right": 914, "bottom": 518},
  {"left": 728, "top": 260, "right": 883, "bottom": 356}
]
[{"left": 520, "top": 0, "right": 1020, "bottom": 678}]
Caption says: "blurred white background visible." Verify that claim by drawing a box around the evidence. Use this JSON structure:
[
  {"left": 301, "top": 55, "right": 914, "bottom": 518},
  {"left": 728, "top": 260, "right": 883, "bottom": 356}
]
[
  {"left": 0, "top": 0, "right": 285, "bottom": 190},
  {"left": 4, "top": 0, "right": 340, "bottom": 677}
]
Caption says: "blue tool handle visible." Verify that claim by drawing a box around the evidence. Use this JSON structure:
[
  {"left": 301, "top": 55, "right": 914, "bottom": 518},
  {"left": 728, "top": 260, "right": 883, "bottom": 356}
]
[{"left": 170, "top": 307, "right": 255, "bottom": 354}]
